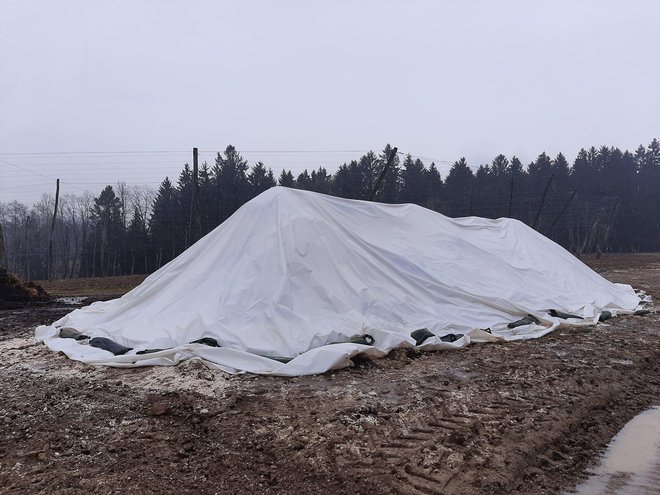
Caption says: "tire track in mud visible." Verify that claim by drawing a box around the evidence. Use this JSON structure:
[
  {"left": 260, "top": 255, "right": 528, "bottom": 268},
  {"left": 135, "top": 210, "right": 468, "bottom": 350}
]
[
  {"left": 322, "top": 336, "right": 659, "bottom": 495},
  {"left": 325, "top": 380, "right": 488, "bottom": 495}
]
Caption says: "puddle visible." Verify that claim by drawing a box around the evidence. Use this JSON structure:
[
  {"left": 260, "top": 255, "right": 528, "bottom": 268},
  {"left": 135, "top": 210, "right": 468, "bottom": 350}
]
[
  {"left": 567, "top": 406, "right": 660, "bottom": 494},
  {"left": 54, "top": 296, "right": 87, "bottom": 305}
]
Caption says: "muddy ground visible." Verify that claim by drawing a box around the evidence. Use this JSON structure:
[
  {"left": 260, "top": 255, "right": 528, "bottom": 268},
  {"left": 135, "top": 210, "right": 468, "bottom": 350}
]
[{"left": 0, "top": 254, "right": 658, "bottom": 495}]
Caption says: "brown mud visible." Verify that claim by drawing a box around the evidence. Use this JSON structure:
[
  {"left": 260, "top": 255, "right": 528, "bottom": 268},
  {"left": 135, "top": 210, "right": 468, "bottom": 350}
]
[{"left": 0, "top": 254, "right": 658, "bottom": 494}]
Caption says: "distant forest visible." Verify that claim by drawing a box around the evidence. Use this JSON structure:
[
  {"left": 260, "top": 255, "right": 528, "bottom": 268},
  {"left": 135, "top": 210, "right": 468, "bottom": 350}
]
[{"left": 1, "top": 139, "right": 659, "bottom": 280}]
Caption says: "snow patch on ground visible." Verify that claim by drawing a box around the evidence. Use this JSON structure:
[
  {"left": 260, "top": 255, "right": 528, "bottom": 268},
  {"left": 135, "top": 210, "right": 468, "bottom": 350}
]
[{"left": 0, "top": 335, "right": 230, "bottom": 398}]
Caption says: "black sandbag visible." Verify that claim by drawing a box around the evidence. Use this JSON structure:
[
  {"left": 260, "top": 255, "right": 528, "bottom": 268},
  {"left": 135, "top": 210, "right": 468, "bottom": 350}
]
[
  {"left": 89, "top": 337, "right": 133, "bottom": 356},
  {"left": 190, "top": 337, "right": 220, "bottom": 347},
  {"left": 411, "top": 328, "right": 435, "bottom": 345},
  {"left": 347, "top": 334, "right": 375, "bottom": 345},
  {"left": 330, "top": 334, "right": 375, "bottom": 346},
  {"left": 507, "top": 314, "right": 540, "bottom": 329},
  {"left": 598, "top": 310, "right": 612, "bottom": 322},
  {"left": 548, "top": 309, "right": 583, "bottom": 320},
  {"left": 135, "top": 348, "right": 166, "bottom": 355},
  {"left": 58, "top": 327, "right": 89, "bottom": 340},
  {"left": 439, "top": 333, "right": 464, "bottom": 343}
]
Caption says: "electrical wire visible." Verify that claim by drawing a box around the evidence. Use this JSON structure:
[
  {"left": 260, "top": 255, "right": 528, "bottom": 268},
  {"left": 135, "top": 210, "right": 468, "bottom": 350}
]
[
  {"left": 0, "top": 149, "right": 369, "bottom": 156},
  {"left": 0, "top": 158, "right": 88, "bottom": 194},
  {"left": 0, "top": 148, "right": 465, "bottom": 203}
]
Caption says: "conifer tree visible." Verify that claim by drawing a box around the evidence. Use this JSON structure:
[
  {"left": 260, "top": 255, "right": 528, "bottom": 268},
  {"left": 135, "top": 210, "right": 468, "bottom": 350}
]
[
  {"left": 149, "top": 177, "right": 178, "bottom": 267},
  {"left": 378, "top": 144, "right": 401, "bottom": 203},
  {"left": 176, "top": 163, "right": 195, "bottom": 249},
  {"left": 400, "top": 155, "right": 427, "bottom": 205},
  {"left": 425, "top": 162, "right": 443, "bottom": 210},
  {"left": 444, "top": 158, "right": 474, "bottom": 216},
  {"left": 212, "top": 145, "right": 250, "bottom": 223},
  {"left": 248, "top": 162, "right": 276, "bottom": 196},
  {"left": 126, "top": 207, "right": 148, "bottom": 274},
  {"left": 357, "top": 151, "right": 380, "bottom": 199},
  {"left": 527, "top": 152, "right": 553, "bottom": 194},
  {"left": 197, "top": 163, "right": 215, "bottom": 235},
  {"left": 310, "top": 167, "right": 331, "bottom": 194},
  {"left": 490, "top": 154, "right": 510, "bottom": 178},
  {"left": 552, "top": 153, "right": 570, "bottom": 185},
  {"left": 296, "top": 170, "right": 312, "bottom": 190},
  {"left": 85, "top": 186, "right": 124, "bottom": 277},
  {"left": 278, "top": 169, "right": 295, "bottom": 187}
]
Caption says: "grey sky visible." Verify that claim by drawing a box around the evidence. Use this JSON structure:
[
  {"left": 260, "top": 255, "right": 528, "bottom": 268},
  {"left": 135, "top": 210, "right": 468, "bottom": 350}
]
[{"left": 1, "top": 0, "right": 659, "bottom": 204}]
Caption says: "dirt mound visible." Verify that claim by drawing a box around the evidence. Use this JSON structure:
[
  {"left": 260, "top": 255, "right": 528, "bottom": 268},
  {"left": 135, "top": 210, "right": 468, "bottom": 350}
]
[{"left": 0, "top": 268, "right": 51, "bottom": 309}]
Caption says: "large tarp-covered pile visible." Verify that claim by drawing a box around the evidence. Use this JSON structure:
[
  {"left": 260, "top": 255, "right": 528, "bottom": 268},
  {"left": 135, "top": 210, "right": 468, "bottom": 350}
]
[{"left": 36, "top": 187, "right": 641, "bottom": 375}]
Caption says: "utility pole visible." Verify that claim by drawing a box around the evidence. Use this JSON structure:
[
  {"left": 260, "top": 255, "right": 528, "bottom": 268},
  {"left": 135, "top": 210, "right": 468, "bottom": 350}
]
[
  {"left": 47, "top": 178, "right": 60, "bottom": 280},
  {"left": 369, "top": 146, "right": 398, "bottom": 201},
  {"left": 0, "top": 222, "right": 6, "bottom": 270},
  {"left": 507, "top": 174, "right": 514, "bottom": 218},
  {"left": 531, "top": 174, "right": 553, "bottom": 230},
  {"left": 188, "top": 147, "right": 199, "bottom": 245},
  {"left": 548, "top": 190, "right": 577, "bottom": 232},
  {"left": 601, "top": 196, "right": 620, "bottom": 252},
  {"left": 24, "top": 215, "right": 30, "bottom": 279}
]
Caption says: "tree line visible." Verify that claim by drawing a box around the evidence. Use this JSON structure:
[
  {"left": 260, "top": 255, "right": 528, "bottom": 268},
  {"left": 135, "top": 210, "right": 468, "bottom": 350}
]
[{"left": 1, "top": 140, "right": 659, "bottom": 281}]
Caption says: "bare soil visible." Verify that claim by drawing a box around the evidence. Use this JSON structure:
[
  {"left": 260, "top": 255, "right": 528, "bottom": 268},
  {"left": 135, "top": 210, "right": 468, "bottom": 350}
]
[
  {"left": 0, "top": 254, "right": 658, "bottom": 495},
  {"left": 35, "top": 275, "right": 148, "bottom": 301}
]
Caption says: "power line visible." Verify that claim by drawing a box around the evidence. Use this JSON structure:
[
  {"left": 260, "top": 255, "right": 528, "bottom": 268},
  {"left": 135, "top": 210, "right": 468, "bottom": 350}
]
[
  {"left": 397, "top": 151, "right": 454, "bottom": 165},
  {"left": 0, "top": 158, "right": 58, "bottom": 181},
  {"left": 0, "top": 182, "right": 53, "bottom": 191},
  {"left": 201, "top": 149, "right": 369, "bottom": 153},
  {"left": 0, "top": 150, "right": 189, "bottom": 156},
  {"left": 0, "top": 149, "right": 369, "bottom": 156},
  {"left": 0, "top": 158, "right": 88, "bottom": 194},
  {"left": 2, "top": 161, "right": 193, "bottom": 167}
]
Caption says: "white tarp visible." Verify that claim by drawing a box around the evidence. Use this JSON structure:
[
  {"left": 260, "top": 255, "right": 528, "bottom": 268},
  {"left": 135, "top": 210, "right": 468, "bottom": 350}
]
[{"left": 36, "top": 187, "right": 641, "bottom": 375}]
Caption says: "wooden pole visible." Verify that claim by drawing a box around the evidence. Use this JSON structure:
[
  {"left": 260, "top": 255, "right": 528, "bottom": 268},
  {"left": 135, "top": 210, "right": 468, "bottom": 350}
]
[
  {"left": 548, "top": 190, "right": 577, "bottom": 232},
  {"left": 507, "top": 174, "right": 514, "bottom": 218},
  {"left": 47, "top": 178, "right": 60, "bottom": 280},
  {"left": 369, "top": 146, "right": 398, "bottom": 201},
  {"left": 0, "top": 222, "right": 6, "bottom": 269},
  {"left": 531, "top": 174, "right": 553, "bottom": 230},
  {"left": 24, "top": 215, "right": 30, "bottom": 279},
  {"left": 601, "top": 197, "right": 620, "bottom": 251},
  {"left": 188, "top": 147, "right": 199, "bottom": 245}
]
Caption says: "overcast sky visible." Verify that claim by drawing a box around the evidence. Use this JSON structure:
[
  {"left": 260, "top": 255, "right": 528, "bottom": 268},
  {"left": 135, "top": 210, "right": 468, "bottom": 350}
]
[{"left": 1, "top": 0, "right": 659, "bottom": 204}]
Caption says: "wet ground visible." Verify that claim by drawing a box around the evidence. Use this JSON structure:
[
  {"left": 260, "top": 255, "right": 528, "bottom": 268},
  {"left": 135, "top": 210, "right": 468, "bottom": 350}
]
[
  {"left": 567, "top": 406, "right": 660, "bottom": 495},
  {"left": 0, "top": 253, "right": 658, "bottom": 494}
]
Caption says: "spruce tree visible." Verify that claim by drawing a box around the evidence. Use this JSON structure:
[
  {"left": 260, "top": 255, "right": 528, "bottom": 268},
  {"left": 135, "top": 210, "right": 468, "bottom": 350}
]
[
  {"left": 149, "top": 178, "right": 178, "bottom": 267},
  {"left": 87, "top": 186, "right": 123, "bottom": 277},
  {"left": 278, "top": 169, "right": 295, "bottom": 187},
  {"left": 310, "top": 167, "right": 331, "bottom": 194},
  {"left": 296, "top": 170, "right": 312, "bottom": 190},
  {"left": 378, "top": 144, "right": 401, "bottom": 203},
  {"left": 445, "top": 158, "right": 474, "bottom": 216},
  {"left": 400, "top": 155, "right": 427, "bottom": 205},
  {"left": 425, "top": 162, "right": 443, "bottom": 211},
  {"left": 248, "top": 162, "right": 276, "bottom": 197},
  {"left": 212, "top": 145, "right": 250, "bottom": 223}
]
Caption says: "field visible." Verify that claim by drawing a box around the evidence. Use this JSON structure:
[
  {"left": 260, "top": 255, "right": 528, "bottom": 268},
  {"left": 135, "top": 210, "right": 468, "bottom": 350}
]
[
  {"left": 35, "top": 275, "right": 149, "bottom": 300},
  {"left": 0, "top": 254, "right": 658, "bottom": 494}
]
